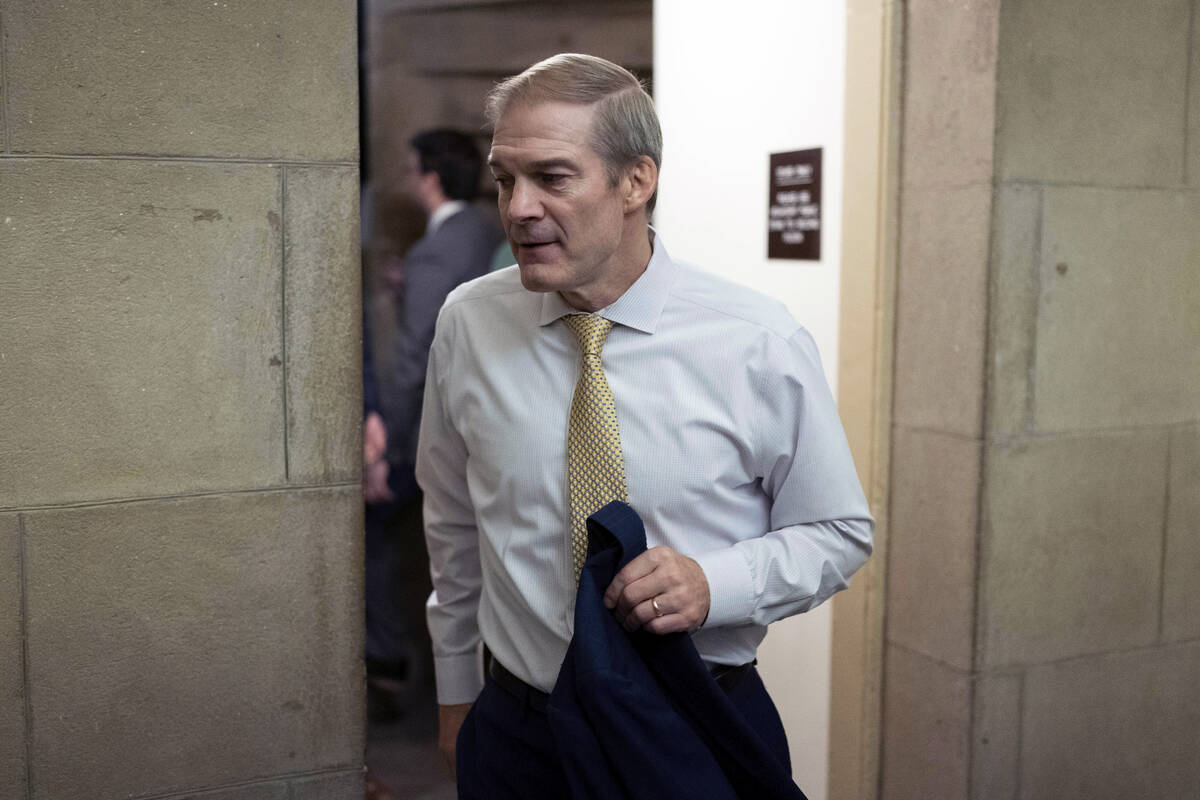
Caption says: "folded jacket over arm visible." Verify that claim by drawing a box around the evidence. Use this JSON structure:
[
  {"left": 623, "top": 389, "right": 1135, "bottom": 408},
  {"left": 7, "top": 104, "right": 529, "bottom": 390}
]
[{"left": 548, "top": 500, "right": 809, "bottom": 800}]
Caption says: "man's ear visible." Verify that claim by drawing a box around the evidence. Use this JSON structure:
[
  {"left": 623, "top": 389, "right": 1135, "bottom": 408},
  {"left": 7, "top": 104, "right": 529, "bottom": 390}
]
[
  {"left": 420, "top": 171, "right": 442, "bottom": 196},
  {"left": 621, "top": 156, "right": 658, "bottom": 214},
  {"left": 418, "top": 170, "right": 448, "bottom": 212}
]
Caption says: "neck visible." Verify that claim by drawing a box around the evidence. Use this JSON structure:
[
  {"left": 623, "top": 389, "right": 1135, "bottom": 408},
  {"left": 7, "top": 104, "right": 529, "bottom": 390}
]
[
  {"left": 560, "top": 219, "right": 652, "bottom": 312},
  {"left": 421, "top": 180, "right": 449, "bottom": 216}
]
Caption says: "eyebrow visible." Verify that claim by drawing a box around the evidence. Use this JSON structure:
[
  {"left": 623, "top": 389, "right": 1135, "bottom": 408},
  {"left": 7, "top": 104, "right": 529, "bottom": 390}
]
[{"left": 488, "top": 156, "right": 580, "bottom": 172}]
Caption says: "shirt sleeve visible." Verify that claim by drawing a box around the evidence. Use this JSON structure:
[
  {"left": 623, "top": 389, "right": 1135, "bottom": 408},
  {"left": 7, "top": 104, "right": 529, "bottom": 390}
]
[
  {"left": 416, "top": 312, "right": 485, "bottom": 705},
  {"left": 694, "top": 327, "right": 874, "bottom": 629}
]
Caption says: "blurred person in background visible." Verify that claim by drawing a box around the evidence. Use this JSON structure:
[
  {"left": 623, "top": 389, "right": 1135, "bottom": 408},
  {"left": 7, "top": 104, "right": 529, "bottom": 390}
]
[
  {"left": 386, "top": 129, "right": 504, "bottom": 496},
  {"left": 363, "top": 128, "right": 502, "bottom": 720}
]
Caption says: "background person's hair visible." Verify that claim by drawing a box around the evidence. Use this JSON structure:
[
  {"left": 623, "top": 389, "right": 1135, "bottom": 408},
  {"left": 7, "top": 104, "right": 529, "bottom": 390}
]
[
  {"left": 485, "top": 53, "right": 662, "bottom": 212},
  {"left": 410, "top": 128, "right": 485, "bottom": 202}
]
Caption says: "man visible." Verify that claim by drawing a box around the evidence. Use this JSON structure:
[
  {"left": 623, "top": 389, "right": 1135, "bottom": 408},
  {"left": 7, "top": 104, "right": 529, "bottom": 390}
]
[
  {"left": 387, "top": 129, "right": 504, "bottom": 491},
  {"left": 363, "top": 129, "right": 500, "bottom": 708},
  {"left": 417, "top": 54, "right": 873, "bottom": 795}
]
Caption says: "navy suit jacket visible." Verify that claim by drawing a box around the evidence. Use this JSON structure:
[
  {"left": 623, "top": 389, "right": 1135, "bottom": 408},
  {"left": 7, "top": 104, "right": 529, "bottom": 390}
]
[{"left": 547, "top": 501, "right": 808, "bottom": 800}]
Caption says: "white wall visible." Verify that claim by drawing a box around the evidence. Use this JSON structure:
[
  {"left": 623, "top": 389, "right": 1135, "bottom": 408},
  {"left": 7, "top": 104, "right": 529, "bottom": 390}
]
[{"left": 653, "top": 3, "right": 847, "bottom": 797}]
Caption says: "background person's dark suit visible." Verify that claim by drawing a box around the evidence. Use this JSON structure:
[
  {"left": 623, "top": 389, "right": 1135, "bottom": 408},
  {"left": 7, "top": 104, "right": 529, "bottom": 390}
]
[
  {"left": 365, "top": 200, "right": 501, "bottom": 705},
  {"left": 386, "top": 204, "right": 503, "bottom": 493}
]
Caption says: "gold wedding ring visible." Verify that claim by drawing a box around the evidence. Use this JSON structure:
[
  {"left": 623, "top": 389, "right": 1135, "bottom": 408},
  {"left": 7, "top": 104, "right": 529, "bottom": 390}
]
[{"left": 651, "top": 596, "right": 664, "bottom": 617}]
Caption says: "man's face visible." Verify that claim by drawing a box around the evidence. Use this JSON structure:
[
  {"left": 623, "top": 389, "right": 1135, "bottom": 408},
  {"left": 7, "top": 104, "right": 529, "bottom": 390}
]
[{"left": 488, "top": 101, "right": 628, "bottom": 298}]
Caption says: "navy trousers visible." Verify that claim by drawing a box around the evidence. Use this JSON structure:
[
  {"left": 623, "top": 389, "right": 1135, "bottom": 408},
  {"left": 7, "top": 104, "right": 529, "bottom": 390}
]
[{"left": 455, "top": 663, "right": 790, "bottom": 800}]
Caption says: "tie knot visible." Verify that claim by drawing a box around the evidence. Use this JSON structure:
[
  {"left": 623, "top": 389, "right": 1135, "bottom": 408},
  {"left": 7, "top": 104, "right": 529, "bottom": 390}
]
[{"left": 563, "top": 314, "right": 614, "bottom": 356}]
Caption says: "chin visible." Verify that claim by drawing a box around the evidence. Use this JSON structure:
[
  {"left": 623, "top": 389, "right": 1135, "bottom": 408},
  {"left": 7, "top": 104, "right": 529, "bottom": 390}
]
[{"left": 517, "top": 261, "right": 569, "bottom": 294}]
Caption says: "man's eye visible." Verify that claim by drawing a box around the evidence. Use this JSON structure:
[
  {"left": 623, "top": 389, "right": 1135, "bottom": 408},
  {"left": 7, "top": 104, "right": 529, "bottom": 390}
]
[
  {"left": 541, "top": 173, "right": 567, "bottom": 185},
  {"left": 494, "top": 176, "right": 513, "bottom": 189}
]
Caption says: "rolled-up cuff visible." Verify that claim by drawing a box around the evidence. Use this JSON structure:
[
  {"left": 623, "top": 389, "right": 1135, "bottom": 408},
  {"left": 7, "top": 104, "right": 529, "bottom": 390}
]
[
  {"left": 433, "top": 649, "right": 485, "bottom": 705},
  {"left": 694, "top": 546, "right": 757, "bottom": 629}
]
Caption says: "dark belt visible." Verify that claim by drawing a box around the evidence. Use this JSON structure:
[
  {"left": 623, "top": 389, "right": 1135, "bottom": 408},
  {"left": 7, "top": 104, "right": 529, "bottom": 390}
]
[
  {"left": 488, "top": 658, "right": 552, "bottom": 713},
  {"left": 487, "top": 656, "right": 757, "bottom": 714}
]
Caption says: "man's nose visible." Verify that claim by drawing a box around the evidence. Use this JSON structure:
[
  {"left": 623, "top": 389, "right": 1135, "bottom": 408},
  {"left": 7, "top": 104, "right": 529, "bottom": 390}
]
[{"left": 506, "top": 179, "right": 543, "bottom": 222}]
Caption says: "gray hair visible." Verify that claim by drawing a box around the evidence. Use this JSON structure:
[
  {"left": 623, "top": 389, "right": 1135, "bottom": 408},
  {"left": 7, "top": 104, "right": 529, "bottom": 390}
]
[{"left": 485, "top": 53, "right": 662, "bottom": 212}]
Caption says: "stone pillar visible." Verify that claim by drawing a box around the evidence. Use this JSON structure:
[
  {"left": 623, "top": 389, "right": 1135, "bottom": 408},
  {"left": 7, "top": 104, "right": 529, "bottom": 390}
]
[
  {"left": 0, "top": 3, "right": 364, "bottom": 799},
  {"left": 882, "top": 0, "right": 1199, "bottom": 798}
]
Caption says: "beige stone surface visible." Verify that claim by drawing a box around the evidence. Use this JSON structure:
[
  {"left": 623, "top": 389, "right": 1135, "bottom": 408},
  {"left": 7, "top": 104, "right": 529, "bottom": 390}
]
[
  {"left": 893, "top": 185, "right": 990, "bottom": 437},
  {"left": 886, "top": 428, "right": 979, "bottom": 670},
  {"left": 1034, "top": 187, "right": 1200, "bottom": 432},
  {"left": 0, "top": 515, "right": 27, "bottom": 799},
  {"left": 3, "top": 0, "right": 356, "bottom": 160},
  {"left": 1191, "top": 5, "right": 1200, "bottom": 186},
  {"left": 987, "top": 183, "right": 1041, "bottom": 440},
  {"left": 981, "top": 432, "right": 1167, "bottom": 667},
  {"left": 1164, "top": 426, "right": 1200, "bottom": 641},
  {"left": 172, "top": 782, "right": 289, "bottom": 800},
  {"left": 22, "top": 488, "right": 363, "bottom": 800},
  {"left": 0, "top": 159, "right": 285, "bottom": 508},
  {"left": 880, "top": 645, "right": 970, "bottom": 800},
  {"left": 970, "top": 672, "right": 1021, "bottom": 800},
  {"left": 995, "top": 0, "right": 1190, "bottom": 186},
  {"left": 901, "top": 0, "right": 999, "bottom": 189},
  {"left": 285, "top": 166, "right": 362, "bottom": 485},
  {"left": 1, "top": 8, "right": 7, "bottom": 155},
  {"left": 1022, "top": 642, "right": 1200, "bottom": 800},
  {"left": 290, "top": 769, "right": 364, "bottom": 800}
]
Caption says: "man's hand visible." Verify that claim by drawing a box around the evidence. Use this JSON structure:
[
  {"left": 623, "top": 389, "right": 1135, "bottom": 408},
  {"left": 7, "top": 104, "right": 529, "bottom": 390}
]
[
  {"left": 362, "top": 411, "right": 393, "bottom": 504},
  {"left": 364, "top": 411, "right": 388, "bottom": 465},
  {"left": 438, "top": 702, "right": 473, "bottom": 777},
  {"left": 604, "top": 546, "right": 710, "bottom": 634},
  {"left": 363, "top": 459, "right": 393, "bottom": 504}
]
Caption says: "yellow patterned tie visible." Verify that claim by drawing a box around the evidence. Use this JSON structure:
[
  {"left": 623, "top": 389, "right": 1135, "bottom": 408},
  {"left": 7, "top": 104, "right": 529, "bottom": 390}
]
[{"left": 563, "top": 314, "right": 628, "bottom": 580}]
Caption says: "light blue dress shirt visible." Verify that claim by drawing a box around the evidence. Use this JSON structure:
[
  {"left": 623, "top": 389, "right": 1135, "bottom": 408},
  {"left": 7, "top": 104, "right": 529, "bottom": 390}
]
[{"left": 417, "top": 233, "right": 874, "bottom": 704}]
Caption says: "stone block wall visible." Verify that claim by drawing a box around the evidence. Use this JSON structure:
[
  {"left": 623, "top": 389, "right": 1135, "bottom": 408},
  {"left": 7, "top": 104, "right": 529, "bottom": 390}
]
[
  {"left": 0, "top": 2, "right": 364, "bottom": 798},
  {"left": 882, "top": 0, "right": 1199, "bottom": 798},
  {"left": 883, "top": 1, "right": 999, "bottom": 796}
]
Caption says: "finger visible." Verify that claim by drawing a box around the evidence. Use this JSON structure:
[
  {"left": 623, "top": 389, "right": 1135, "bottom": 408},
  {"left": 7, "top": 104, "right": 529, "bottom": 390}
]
[
  {"left": 644, "top": 612, "right": 692, "bottom": 635},
  {"left": 615, "top": 571, "right": 671, "bottom": 618},
  {"left": 621, "top": 597, "right": 660, "bottom": 632},
  {"left": 621, "top": 593, "right": 682, "bottom": 632},
  {"left": 610, "top": 547, "right": 681, "bottom": 613},
  {"left": 612, "top": 593, "right": 647, "bottom": 628},
  {"left": 604, "top": 551, "right": 662, "bottom": 609},
  {"left": 616, "top": 549, "right": 697, "bottom": 615}
]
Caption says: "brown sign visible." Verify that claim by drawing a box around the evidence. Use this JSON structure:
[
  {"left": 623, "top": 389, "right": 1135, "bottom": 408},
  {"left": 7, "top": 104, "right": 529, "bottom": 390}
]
[{"left": 767, "top": 148, "right": 822, "bottom": 261}]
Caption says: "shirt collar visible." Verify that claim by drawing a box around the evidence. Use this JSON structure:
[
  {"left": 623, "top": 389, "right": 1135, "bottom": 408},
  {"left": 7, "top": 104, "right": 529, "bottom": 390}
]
[
  {"left": 537, "top": 228, "right": 677, "bottom": 334},
  {"left": 427, "top": 200, "right": 467, "bottom": 235}
]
